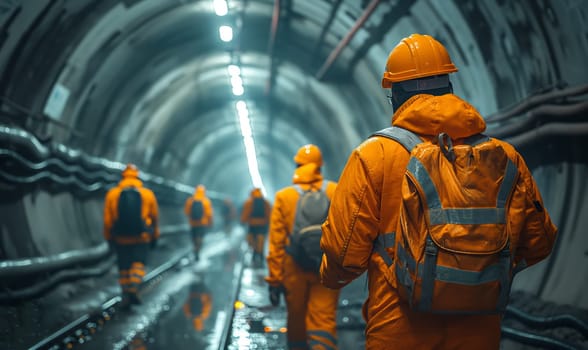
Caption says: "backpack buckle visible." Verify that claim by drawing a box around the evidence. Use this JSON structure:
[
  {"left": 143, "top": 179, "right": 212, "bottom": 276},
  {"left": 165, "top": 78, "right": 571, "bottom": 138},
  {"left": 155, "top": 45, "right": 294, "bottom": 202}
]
[
  {"left": 438, "top": 133, "right": 456, "bottom": 162},
  {"left": 424, "top": 237, "right": 438, "bottom": 256}
]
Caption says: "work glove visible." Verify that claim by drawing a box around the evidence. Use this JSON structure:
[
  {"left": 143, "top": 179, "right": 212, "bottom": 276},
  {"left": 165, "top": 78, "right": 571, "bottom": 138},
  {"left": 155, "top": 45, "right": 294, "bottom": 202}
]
[
  {"left": 150, "top": 239, "right": 158, "bottom": 250},
  {"left": 269, "top": 285, "right": 284, "bottom": 307}
]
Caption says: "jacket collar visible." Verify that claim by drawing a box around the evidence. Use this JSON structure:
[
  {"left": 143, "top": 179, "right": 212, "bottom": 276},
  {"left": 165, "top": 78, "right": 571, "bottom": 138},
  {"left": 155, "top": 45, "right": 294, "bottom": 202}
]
[
  {"left": 392, "top": 94, "right": 486, "bottom": 139},
  {"left": 292, "top": 163, "right": 323, "bottom": 185},
  {"left": 118, "top": 177, "right": 143, "bottom": 188}
]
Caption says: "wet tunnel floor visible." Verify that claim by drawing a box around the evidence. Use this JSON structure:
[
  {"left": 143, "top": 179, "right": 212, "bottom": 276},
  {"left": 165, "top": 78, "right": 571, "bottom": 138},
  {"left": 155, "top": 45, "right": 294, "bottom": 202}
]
[
  {"left": 68, "top": 229, "right": 246, "bottom": 350},
  {"left": 1, "top": 228, "right": 245, "bottom": 350},
  {"left": 2, "top": 227, "right": 588, "bottom": 350},
  {"left": 227, "top": 265, "right": 366, "bottom": 350}
]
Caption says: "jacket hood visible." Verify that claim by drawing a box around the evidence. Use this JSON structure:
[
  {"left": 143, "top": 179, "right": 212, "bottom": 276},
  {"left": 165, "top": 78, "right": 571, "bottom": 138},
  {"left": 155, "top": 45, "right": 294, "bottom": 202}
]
[
  {"left": 193, "top": 185, "right": 206, "bottom": 198},
  {"left": 251, "top": 188, "right": 263, "bottom": 198},
  {"left": 121, "top": 164, "right": 139, "bottom": 178},
  {"left": 118, "top": 177, "right": 143, "bottom": 188},
  {"left": 392, "top": 94, "right": 486, "bottom": 139},
  {"left": 292, "top": 163, "right": 323, "bottom": 185}
]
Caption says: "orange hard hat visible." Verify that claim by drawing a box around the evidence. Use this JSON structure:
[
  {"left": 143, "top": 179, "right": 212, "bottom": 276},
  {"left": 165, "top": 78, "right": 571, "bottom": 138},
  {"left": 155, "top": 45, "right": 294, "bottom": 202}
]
[
  {"left": 122, "top": 163, "right": 139, "bottom": 178},
  {"left": 293, "top": 144, "right": 323, "bottom": 166},
  {"left": 381, "top": 33, "right": 458, "bottom": 89}
]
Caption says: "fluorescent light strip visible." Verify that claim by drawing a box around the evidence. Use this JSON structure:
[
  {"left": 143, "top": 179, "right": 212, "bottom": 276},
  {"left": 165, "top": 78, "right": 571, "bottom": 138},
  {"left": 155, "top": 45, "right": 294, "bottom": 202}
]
[
  {"left": 230, "top": 66, "right": 244, "bottom": 96},
  {"left": 235, "top": 100, "right": 265, "bottom": 193},
  {"left": 232, "top": 85, "right": 244, "bottom": 96},
  {"left": 228, "top": 65, "right": 240, "bottom": 76}
]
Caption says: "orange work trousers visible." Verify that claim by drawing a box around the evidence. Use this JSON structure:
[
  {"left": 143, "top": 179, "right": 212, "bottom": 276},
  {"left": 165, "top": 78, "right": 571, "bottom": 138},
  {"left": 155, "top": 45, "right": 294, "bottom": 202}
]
[{"left": 282, "top": 254, "right": 340, "bottom": 350}]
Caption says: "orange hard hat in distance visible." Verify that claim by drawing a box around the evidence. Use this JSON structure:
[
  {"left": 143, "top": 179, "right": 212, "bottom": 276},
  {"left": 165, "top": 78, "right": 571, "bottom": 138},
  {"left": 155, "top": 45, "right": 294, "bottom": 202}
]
[
  {"left": 293, "top": 144, "right": 323, "bottom": 167},
  {"left": 381, "top": 33, "right": 458, "bottom": 88},
  {"left": 122, "top": 163, "right": 139, "bottom": 178}
]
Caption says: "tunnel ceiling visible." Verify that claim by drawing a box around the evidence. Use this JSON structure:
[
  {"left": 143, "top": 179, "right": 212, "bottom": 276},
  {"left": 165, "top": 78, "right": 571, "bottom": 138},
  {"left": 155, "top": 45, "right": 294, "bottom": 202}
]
[{"left": 1, "top": 0, "right": 587, "bottom": 200}]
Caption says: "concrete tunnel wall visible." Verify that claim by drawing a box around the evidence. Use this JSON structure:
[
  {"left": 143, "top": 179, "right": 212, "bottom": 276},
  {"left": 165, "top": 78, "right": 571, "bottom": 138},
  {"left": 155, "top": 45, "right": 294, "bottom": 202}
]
[{"left": 0, "top": 0, "right": 587, "bottom": 310}]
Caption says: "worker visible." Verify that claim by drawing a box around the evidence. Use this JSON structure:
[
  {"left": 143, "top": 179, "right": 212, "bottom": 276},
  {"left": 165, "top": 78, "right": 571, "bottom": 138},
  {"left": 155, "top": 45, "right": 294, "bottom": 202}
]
[
  {"left": 103, "top": 163, "right": 159, "bottom": 308},
  {"left": 184, "top": 184, "right": 214, "bottom": 262},
  {"left": 319, "top": 33, "right": 558, "bottom": 349},
  {"left": 240, "top": 188, "right": 271, "bottom": 267},
  {"left": 265, "top": 144, "right": 340, "bottom": 350}
]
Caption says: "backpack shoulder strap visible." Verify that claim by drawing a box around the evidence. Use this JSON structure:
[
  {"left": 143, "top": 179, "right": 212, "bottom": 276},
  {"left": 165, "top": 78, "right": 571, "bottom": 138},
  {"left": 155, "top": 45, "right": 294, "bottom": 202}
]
[
  {"left": 372, "top": 126, "right": 422, "bottom": 152},
  {"left": 293, "top": 184, "right": 304, "bottom": 195},
  {"left": 370, "top": 127, "right": 420, "bottom": 267}
]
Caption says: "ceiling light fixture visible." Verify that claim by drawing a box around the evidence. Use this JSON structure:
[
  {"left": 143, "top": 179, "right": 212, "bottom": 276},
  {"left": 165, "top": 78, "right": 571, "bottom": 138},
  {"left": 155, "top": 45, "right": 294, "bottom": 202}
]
[
  {"left": 213, "top": 0, "right": 228, "bottom": 16},
  {"left": 219, "top": 25, "right": 233, "bottom": 42}
]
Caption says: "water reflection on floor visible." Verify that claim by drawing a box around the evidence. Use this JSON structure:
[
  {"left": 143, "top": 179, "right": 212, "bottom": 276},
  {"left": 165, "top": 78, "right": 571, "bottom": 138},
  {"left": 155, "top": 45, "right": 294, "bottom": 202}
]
[
  {"left": 82, "top": 229, "right": 246, "bottom": 350},
  {"left": 146, "top": 233, "right": 243, "bottom": 350}
]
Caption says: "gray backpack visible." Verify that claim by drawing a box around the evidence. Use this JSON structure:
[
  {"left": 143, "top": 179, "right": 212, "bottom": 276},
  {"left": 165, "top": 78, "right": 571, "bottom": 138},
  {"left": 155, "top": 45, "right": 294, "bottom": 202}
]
[{"left": 287, "top": 181, "right": 330, "bottom": 273}]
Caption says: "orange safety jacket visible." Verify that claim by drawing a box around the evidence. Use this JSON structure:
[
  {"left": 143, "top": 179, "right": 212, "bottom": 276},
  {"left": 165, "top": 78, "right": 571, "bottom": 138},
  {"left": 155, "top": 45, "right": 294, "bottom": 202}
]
[
  {"left": 240, "top": 188, "right": 272, "bottom": 226},
  {"left": 184, "top": 186, "right": 214, "bottom": 227},
  {"left": 320, "top": 94, "right": 558, "bottom": 349},
  {"left": 103, "top": 177, "right": 160, "bottom": 245}
]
